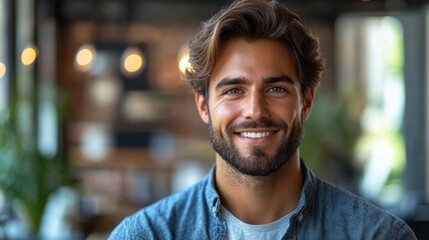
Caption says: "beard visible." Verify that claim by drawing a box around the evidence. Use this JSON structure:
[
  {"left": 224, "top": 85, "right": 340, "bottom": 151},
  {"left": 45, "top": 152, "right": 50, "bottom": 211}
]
[{"left": 208, "top": 115, "right": 304, "bottom": 177}]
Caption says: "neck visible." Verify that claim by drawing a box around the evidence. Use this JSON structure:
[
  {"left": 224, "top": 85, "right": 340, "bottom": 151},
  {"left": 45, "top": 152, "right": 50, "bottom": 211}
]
[{"left": 215, "top": 153, "right": 303, "bottom": 225}]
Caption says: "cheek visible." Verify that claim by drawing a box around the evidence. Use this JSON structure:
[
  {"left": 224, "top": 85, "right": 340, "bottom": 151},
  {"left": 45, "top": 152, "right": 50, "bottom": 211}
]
[
  {"left": 210, "top": 102, "right": 240, "bottom": 128},
  {"left": 274, "top": 101, "right": 300, "bottom": 118},
  {"left": 273, "top": 107, "right": 303, "bottom": 133},
  {"left": 291, "top": 110, "right": 304, "bottom": 126}
]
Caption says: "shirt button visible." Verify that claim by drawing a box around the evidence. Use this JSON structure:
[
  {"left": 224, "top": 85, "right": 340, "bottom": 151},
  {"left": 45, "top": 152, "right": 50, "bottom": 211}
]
[
  {"left": 298, "top": 213, "right": 303, "bottom": 221},
  {"left": 212, "top": 206, "right": 217, "bottom": 213}
]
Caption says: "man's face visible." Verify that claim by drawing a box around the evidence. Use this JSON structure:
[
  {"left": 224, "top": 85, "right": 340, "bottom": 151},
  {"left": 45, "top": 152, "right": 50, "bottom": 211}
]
[{"left": 196, "top": 38, "right": 314, "bottom": 176}]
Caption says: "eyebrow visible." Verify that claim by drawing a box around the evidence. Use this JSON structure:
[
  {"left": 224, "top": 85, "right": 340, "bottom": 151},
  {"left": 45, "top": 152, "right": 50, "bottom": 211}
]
[
  {"left": 214, "top": 75, "right": 295, "bottom": 92},
  {"left": 214, "top": 77, "right": 247, "bottom": 91},
  {"left": 263, "top": 76, "right": 295, "bottom": 85}
]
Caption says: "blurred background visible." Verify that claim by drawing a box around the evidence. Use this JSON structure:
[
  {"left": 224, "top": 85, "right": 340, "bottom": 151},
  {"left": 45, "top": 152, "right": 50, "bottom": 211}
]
[{"left": 0, "top": 0, "right": 429, "bottom": 239}]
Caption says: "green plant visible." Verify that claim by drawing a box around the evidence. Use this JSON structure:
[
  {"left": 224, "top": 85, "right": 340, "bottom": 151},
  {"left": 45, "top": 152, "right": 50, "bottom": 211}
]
[{"left": 0, "top": 99, "right": 72, "bottom": 236}]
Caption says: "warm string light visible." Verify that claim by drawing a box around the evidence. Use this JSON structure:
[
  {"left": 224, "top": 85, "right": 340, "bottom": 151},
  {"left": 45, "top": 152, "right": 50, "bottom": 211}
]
[
  {"left": 121, "top": 47, "right": 146, "bottom": 76},
  {"left": 74, "top": 44, "right": 96, "bottom": 72},
  {"left": 0, "top": 62, "right": 6, "bottom": 79},
  {"left": 21, "top": 46, "right": 37, "bottom": 66},
  {"left": 178, "top": 46, "right": 193, "bottom": 75},
  {"left": 74, "top": 44, "right": 148, "bottom": 76},
  {"left": 179, "top": 55, "right": 191, "bottom": 74}
]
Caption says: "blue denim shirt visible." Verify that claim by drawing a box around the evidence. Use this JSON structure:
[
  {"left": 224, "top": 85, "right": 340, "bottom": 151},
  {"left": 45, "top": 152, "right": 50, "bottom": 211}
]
[{"left": 109, "top": 162, "right": 416, "bottom": 239}]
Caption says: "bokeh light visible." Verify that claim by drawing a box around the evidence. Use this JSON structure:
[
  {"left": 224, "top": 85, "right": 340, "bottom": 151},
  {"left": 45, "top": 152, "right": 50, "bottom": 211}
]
[
  {"left": 21, "top": 46, "right": 37, "bottom": 66},
  {"left": 74, "top": 44, "right": 96, "bottom": 72},
  {"left": 0, "top": 62, "right": 6, "bottom": 79},
  {"left": 179, "top": 55, "right": 191, "bottom": 74},
  {"left": 178, "top": 47, "right": 192, "bottom": 74},
  {"left": 121, "top": 47, "right": 145, "bottom": 76}
]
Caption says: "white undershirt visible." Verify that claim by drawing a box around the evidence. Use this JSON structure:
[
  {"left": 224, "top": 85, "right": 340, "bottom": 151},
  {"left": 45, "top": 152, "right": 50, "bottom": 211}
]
[{"left": 220, "top": 205, "right": 294, "bottom": 240}]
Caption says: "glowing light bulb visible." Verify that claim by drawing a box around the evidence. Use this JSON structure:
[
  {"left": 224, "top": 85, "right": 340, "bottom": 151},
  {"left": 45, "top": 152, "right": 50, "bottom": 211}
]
[
  {"left": 124, "top": 53, "right": 143, "bottom": 73},
  {"left": 178, "top": 46, "right": 193, "bottom": 74},
  {"left": 0, "top": 62, "right": 6, "bottom": 79},
  {"left": 179, "top": 55, "right": 191, "bottom": 74},
  {"left": 21, "top": 47, "right": 37, "bottom": 66},
  {"left": 74, "top": 44, "right": 96, "bottom": 72},
  {"left": 121, "top": 47, "right": 145, "bottom": 76}
]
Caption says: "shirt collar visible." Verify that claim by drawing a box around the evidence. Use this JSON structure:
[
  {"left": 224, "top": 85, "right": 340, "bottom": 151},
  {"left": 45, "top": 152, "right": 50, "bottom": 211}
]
[
  {"left": 205, "top": 165, "right": 221, "bottom": 215},
  {"left": 295, "top": 159, "right": 319, "bottom": 219},
  {"left": 204, "top": 160, "right": 319, "bottom": 218}
]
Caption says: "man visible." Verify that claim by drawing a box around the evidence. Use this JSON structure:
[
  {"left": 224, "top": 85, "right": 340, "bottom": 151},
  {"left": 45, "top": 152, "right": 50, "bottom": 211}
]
[{"left": 109, "top": 0, "right": 416, "bottom": 239}]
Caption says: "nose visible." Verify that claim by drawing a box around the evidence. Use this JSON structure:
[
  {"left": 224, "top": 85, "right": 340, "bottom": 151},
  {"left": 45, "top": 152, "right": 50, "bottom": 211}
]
[{"left": 242, "top": 90, "right": 270, "bottom": 119}]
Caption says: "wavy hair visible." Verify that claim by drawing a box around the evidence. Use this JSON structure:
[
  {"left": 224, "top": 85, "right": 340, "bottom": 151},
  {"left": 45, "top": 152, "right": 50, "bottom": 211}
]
[{"left": 185, "top": 0, "right": 324, "bottom": 97}]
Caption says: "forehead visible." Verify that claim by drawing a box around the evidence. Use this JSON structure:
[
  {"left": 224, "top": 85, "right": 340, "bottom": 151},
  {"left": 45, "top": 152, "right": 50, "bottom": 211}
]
[{"left": 210, "top": 38, "right": 299, "bottom": 87}]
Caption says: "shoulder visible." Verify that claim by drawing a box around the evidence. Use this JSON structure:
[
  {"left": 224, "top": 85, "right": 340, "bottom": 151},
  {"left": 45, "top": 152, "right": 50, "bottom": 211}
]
[
  {"left": 317, "top": 179, "right": 388, "bottom": 217},
  {"left": 313, "top": 179, "right": 416, "bottom": 239},
  {"left": 109, "top": 175, "right": 212, "bottom": 239},
  {"left": 144, "top": 176, "right": 210, "bottom": 220}
]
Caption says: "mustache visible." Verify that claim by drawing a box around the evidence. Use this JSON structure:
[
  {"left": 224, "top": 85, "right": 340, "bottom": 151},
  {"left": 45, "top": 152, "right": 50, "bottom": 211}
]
[{"left": 228, "top": 118, "right": 288, "bottom": 131}]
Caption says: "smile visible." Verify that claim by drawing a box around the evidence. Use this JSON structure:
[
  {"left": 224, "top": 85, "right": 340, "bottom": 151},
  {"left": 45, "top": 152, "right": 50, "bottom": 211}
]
[{"left": 239, "top": 131, "right": 274, "bottom": 139}]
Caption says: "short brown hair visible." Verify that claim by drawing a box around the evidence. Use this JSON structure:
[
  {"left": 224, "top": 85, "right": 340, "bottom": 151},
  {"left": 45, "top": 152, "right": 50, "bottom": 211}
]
[{"left": 185, "top": 0, "right": 324, "bottom": 97}]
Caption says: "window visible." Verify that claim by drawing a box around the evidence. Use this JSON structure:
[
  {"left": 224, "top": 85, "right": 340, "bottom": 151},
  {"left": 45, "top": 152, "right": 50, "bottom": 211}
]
[{"left": 336, "top": 15, "right": 406, "bottom": 206}]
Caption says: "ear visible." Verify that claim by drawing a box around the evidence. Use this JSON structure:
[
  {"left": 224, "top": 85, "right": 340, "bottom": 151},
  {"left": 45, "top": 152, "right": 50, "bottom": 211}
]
[
  {"left": 195, "top": 93, "right": 209, "bottom": 124},
  {"left": 302, "top": 88, "right": 315, "bottom": 121}
]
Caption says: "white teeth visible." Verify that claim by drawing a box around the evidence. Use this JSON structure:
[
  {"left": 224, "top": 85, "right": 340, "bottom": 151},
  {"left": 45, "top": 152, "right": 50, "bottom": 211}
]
[{"left": 240, "top": 132, "right": 272, "bottom": 139}]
